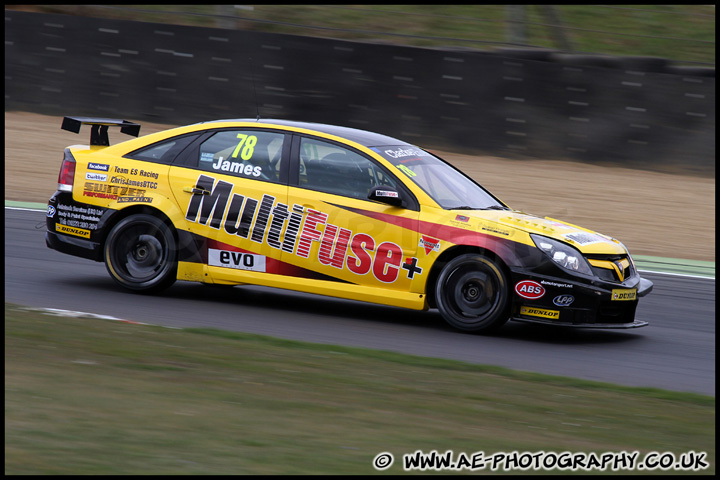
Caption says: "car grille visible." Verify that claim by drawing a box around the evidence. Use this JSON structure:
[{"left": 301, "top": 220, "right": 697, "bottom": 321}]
[{"left": 586, "top": 254, "right": 634, "bottom": 283}]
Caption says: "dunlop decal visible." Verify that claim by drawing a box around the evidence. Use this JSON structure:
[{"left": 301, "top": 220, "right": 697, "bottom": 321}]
[
  {"left": 612, "top": 289, "right": 637, "bottom": 301},
  {"left": 56, "top": 223, "right": 91, "bottom": 239},
  {"left": 520, "top": 306, "right": 560, "bottom": 319}
]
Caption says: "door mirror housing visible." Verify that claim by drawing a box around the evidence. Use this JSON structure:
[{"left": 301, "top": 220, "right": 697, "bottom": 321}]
[{"left": 368, "top": 185, "right": 403, "bottom": 207}]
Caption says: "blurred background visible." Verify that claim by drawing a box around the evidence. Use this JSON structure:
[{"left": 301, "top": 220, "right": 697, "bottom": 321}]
[{"left": 5, "top": 5, "right": 715, "bottom": 172}]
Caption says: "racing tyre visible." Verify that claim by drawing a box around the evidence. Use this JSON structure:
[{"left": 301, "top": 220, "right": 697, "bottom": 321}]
[
  {"left": 435, "top": 254, "right": 510, "bottom": 332},
  {"left": 104, "top": 214, "right": 177, "bottom": 292}
]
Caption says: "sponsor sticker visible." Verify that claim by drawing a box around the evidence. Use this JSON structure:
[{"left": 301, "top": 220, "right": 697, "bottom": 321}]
[
  {"left": 85, "top": 172, "right": 108, "bottom": 182},
  {"left": 56, "top": 223, "right": 91, "bottom": 239},
  {"left": 455, "top": 215, "right": 469, "bottom": 222},
  {"left": 520, "top": 306, "right": 560, "bottom": 319},
  {"left": 563, "top": 232, "right": 605, "bottom": 246},
  {"left": 418, "top": 235, "right": 440, "bottom": 255},
  {"left": 515, "top": 280, "right": 545, "bottom": 299},
  {"left": 208, "top": 248, "right": 266, "bottom": 272},
  {"left": 375, "top": 190, "right": 399, "bottom": 198},
  {"left": 88, "top": 163, "right": 110, "bottom": 172},
  {"left": 481, "top": 225, "right": 510, "bottom": 236},
  {"left": 541, "top": 280, "right": 573, "bottom": 289},
  {"left": 612, "top": 289, "right": 637, "bottom": 301},
  {"left": 186, "top": 174, "right": 415, "bottom": 284},
  {"left": 46, "top": 205, "right": 56, "bottom": 218},
  {"left": 117, "top": 196, "right": 153, "bottom": 203},
  {"left": 553, "top": 294, "right": 574, "bottom": 307}
]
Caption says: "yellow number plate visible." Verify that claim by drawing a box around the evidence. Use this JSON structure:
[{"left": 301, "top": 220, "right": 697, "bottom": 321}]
[
  {"left": 56, "top": 223, "right": 91, "bottom": 239},
  {"left": 611, "top": 289, "right": 637, "bottom": 301},
  {"left": 520, "top": 306, "right": 560, "bottom": 319}
]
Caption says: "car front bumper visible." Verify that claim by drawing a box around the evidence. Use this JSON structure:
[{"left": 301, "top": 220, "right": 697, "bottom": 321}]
[{"left": 508, "top": 271, "right": 654, "bottom": 329}]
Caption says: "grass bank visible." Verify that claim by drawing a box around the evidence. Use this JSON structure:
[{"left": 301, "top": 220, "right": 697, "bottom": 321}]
[
  {"left": 5, "top": 303, "right": 714, "bottom": 474},
  {"left": 6, "top": 5, "right": 715, "bottom": 65}
]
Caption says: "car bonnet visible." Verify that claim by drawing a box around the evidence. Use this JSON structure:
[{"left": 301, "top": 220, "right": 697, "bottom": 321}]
[{"left": 458, "top": 209, "right": 628, "bottom": 256}]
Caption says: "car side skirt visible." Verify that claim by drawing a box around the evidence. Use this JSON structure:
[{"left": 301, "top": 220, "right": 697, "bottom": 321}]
[{"left": 204, "top": 265, "right": 429, "bottom": 311}]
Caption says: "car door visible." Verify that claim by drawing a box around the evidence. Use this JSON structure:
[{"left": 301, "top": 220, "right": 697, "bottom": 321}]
[
  {"left": 167, "top": 127, "right": 291, "bottom": 284},
  {"left": 283, "top": 134, "right": 423, "bottom": 294}
]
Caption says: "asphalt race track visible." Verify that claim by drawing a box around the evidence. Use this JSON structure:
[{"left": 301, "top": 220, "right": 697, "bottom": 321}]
[{"left": 5, "top": 208, "right": 715, "bottom": 396}]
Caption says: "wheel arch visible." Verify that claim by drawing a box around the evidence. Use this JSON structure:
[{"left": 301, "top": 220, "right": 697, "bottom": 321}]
[
  {"left": 98, "top": 204, "right": 178, "bottom": 249},
  {"left": 425, "top": 245, "right": 511, "bottom": 308}
]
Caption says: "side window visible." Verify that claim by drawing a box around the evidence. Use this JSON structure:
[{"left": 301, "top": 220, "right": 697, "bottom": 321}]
[
  {"left": 197, "top": 130, "right": 284, "bottom": 183},
  {"left": 124, "top": 134, "right": 199, "bottom": 164},
  {"left": 299, "top": 137, "right": 397, "bottom": 200}
]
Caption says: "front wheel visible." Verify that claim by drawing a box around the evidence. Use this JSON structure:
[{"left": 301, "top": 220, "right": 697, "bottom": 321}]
[
  {"left": 104, "top": 214, "right": 177, "bottom": 292},
  {"left": 434, "top": 254, "right": 510, "bottom": 332}
]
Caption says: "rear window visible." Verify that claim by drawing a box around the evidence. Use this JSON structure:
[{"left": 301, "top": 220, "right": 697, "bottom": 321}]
[{"left": 124, "top": 134, "right": 199, "bottom": 164}]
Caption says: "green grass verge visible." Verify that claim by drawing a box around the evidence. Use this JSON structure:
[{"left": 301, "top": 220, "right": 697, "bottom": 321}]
[
  {"left": 10, "top": 5, "right": 716, "bottom": 65},
  {"left": 5, "top": 303, "right": 714, "bottom": 474}
]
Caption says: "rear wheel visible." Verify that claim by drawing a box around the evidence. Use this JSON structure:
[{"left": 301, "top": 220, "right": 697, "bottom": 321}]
[
  {"left": 104, "top": 214, "right": 177, "bottom": 292},
  {"left": 434, "top": 253, "right": 510, "bottom": 332}
]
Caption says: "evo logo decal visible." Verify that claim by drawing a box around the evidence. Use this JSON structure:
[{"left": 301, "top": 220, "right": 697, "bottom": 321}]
[{"left": 209, "top": 249, "right": 266, "bottom": 272}]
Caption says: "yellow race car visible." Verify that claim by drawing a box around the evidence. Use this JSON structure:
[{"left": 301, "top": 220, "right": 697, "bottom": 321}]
[{"left": 46, "top": 116, "right": 653, "bottom": 332}]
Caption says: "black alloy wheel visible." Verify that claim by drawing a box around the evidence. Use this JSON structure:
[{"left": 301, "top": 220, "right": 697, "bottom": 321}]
[
  {"left": 434, "top": 253, "right": 510, "bottom": 332},
  {"left": 104, "top": 214, "right": 177, "bottom": 292}
]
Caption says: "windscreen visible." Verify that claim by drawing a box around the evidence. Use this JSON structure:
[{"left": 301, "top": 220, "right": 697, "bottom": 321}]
[{"left": 372, "top": 146, "right": 507, "bottom": 210}]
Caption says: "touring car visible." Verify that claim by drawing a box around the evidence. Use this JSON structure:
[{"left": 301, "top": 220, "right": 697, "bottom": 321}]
[{"left": 46, "top": 116, "right": 653, "bottom": 332}]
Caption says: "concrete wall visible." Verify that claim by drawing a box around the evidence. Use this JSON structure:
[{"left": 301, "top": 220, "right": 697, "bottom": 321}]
[{"left": 5, "top": 11, "right": 715, "bottom": 173}]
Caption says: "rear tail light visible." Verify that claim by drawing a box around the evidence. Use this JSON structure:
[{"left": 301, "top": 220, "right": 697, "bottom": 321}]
[{"left": 58, "top": 149, "right": 76, "bottom": 192}]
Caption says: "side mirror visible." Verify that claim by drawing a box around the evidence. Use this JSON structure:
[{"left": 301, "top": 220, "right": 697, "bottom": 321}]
[{"left": 368, "top": 185, "right": 403, "bottom": 207}]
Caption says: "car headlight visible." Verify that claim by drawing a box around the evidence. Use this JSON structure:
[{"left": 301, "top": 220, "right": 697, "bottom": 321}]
[{"left": 530, "top": 234, "right": 593, "bottom": 276}]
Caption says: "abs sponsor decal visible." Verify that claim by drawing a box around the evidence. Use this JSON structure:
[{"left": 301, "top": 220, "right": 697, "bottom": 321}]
[
  {"left": 209, "top": 248, "right": 266, "bottom": 272},
  {"left": 418, "top": 235, "right": 440, "bottom": 255},
  {"left": 185, "top": 174, "right": 423, "bottom": 284},
  {"left": 612, "top": 289, "right": 637, "bottom": 301},
  {"left": 520, "top": 306, "right": 560, "bottom": 320},
  {"left": 553, "top": 294, "right": 575, "bottom": 307},
  {"left": 515, "top": 280, "right": 545, "bottom": 300},
  {"left": 85, "top": 172, "right": 108, "bottom": 182},
  {"left": 88, "top": 163, "right": 109, "bottom": 172},
  {"left": 56, "top": 223, "right": 91, "bottom": 239}
]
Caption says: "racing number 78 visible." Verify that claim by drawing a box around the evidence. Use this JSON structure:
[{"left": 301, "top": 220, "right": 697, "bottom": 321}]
[{"left": 232, "top": 134, "right": 257, "bottom": 160}]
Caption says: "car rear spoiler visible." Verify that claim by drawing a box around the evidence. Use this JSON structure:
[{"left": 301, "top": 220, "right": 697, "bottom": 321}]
[{"left": 61, "top": 116, "right": 141, "bottom": 146}]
